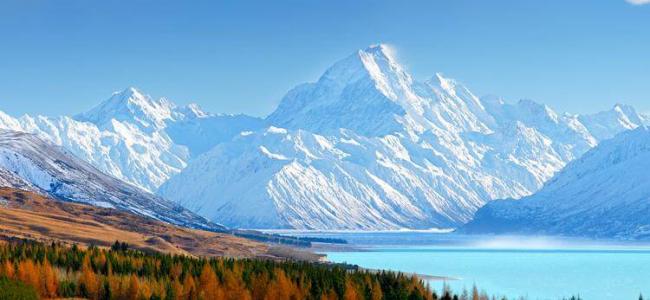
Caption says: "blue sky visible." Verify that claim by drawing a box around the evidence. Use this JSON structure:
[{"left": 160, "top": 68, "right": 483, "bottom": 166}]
[{"left": 1, "top": 0, "right": 649, "bottom": 117}]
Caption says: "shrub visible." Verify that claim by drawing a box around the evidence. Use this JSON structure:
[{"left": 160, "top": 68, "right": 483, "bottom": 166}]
[{"left": 0, "top": 276, "right": 39, "bottom": 300}]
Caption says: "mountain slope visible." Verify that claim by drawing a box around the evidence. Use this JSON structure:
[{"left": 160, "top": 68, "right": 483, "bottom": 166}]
[
  {"left": 463, "top": 126, "right": 650, "bottom": 239},
  {"left": 0, "top": 187, "right": 271, "bottom": 258},
  {"left": 578, "top": 104, "right": 645, "bottom": 141},
  {"left": 159, "top": 45, "right": 647, "bottom": 230},
  {"left": 0, "top": 88, "right": 264, "bottom": 192},
  {"left": 0, "top": 130, "right": 224, "bottom": 232},
  {"left": 1, "top": 44, "right": 646, "bottom": 231}
]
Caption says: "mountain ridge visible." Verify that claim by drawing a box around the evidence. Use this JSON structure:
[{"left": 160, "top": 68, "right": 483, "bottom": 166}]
[
  {"left": 159, "top": 45, "right": 648, "bottom": 230},
  {"left": 0, "top": 129, "right": 224, "bottom": 232},
  {"left": 1, "top": 44, "right": 647, "bottom": 231},
  {"left": 462, "top": 126, "right": 650, "bottom": 239},
  {"left": 0, "top": 88, "right": 265, "bottom": 192}
]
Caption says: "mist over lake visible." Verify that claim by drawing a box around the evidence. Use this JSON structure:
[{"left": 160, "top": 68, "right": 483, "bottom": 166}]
[{"left": 284, "top": 231, "right": 650, "bottom": 300}]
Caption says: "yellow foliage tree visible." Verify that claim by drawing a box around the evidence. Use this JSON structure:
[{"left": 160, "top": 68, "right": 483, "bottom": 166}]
[
  {"left": 182, "top": 272, "right": 197, "bottom": 300},
  {"left": 1, "top": 260, "right": 15, "bottom": 279},
  {"left": 344, "top": 280, "right": 361, "bottom": 300},
  {"left": 370, "top": 279, "right": 383, "bottom": 300},
  {"left": 222, "top": 265, "right": 251, "bottom": 300},
  {"left": 264, "top": 269, "right": 304, "bottom": 300},
  {"left": 17, "top": 260, "right": 39, "bottom": 293},
  {"left": 171, "top": 263, "right": 183, "bottom": 280},
  {"left": 128, "top": 274, "right": 140, "bottom": 300},
  {"left": 250, "top": 273, "right": 270, "bottom": 300},
  {"left": 320, "top": 290, "right": 338, "bottom": 300},
  {"left": 40, "top": 260, "right": 58, "bottom": 298},
  {"left": 171, "top": 278, "right": 184, "bottom": 300},
  {"left": 80, "top": 256, "right": 99, "bottom": 300},
  {"left": 199, "top": 264, "right": 225, "bottom": 300}
]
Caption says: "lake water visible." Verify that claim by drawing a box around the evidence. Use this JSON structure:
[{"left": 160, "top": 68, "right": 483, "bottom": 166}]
[{"left": 284, "top": 231, "right": 650, "bottom": 300}]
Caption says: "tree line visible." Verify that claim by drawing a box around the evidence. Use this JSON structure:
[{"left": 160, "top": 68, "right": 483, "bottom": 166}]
[{"left": 0, "top": 239, "right": 459, "bottom": 300}]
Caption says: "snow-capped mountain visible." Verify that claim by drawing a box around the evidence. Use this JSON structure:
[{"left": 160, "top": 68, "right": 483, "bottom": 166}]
[
  {"left": 0, "top": 130, "right": 224, "bottom": 231},
  {"left": 0, "top": 165, "right": 35, "bottom": 191},
  {"left": 463, "top": 126, "right": 650, "bottom": 239},
  {"left": 578, "top": 104, "right": 646, "bottom": 141},
  {"left": 0, "top": 88, "right": 263, "bottom": 192},
  {"left": 1, "top": 44, "right": 647, "bottom": 231},
  {"left": 159, "top": 44, "right": 647, "bottom": 230}
]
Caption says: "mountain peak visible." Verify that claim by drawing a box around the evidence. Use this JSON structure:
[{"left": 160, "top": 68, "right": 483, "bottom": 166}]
[
  {"left": 314, "top": 43, "right": 404, "bottom": 88},
  {"left": 185, "top": 103, "right": 208, "bottom": 117},
  {"left": 76, "top": 87, "right": 175, "bottom": 129},
  {"left": 357, "top": 43, "right": 404, "bottom": 76},
  {"left": 577, "top": 103, "right": 644, "bottom": 141},
  {"left": 266, "top": 44, "right": 419, "bottom": 136},
  {"left": 175, "top": 103, "right": 210, "bottom": 119},
  {"left": 429, "top": 73, "right": 458, "bottom": 92},
  {"left": 115, "top": 86, "right": 142, "bottom": 97},
  {"left": 360, "top": 43, "right": 396, "bottom": 60},
  {"left": 612, "top": 103, "right": 637, "bottom": 115}
]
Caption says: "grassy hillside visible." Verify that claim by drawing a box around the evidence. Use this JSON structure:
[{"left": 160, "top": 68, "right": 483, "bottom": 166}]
[{"left": 0, "top": 187, "right": 319, "bottom": 261}]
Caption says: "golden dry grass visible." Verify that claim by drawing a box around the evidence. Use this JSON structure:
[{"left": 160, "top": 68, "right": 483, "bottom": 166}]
[{"left": 0, "top": 187, "right": 273, "bottom": 258}]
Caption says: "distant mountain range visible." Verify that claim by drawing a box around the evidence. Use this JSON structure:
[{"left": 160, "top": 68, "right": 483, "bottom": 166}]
[
  {"left": 1, "top": 44, "right": 648, "bottom": 233},
  {"left": 0, "top": 88, "right": 262, "bottom": 192}
]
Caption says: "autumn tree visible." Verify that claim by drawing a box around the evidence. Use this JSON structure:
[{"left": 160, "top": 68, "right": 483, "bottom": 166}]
[
  {"left": 168, "top": 279, "right": 183, "bottom": 300},
  {"left": 344, "top": 280, "right": 361, "bottom": 300},
  {"left": 1, "top": 260, "right": 15, "bottom": 279},
  {"left": 321, "top": 289, "right": 338, "bottom": 300},
  {"left": 80, "top": 256, "right": 99, "bottom": 299},
  {"left": 17, "top": 260, "right": 39, "bottom": 293},
  {"left": 40, "top": 260, "right": 58, "bottom": 298},
  {"left": 222, "top": 266, "right": 251, "bottom": 300},
  {"left": 250, "top": 272, "right": 269, "bottom": 300},
  {"left": 370, "top": 279, "right": 383, "bottom": 300},
  {"left": 0, "top": 240, "right": 455, "bottom": 300},
  {"left": 263, "top": 269, "right": 300, "bottom": 300},
  {"left": 199, "top": 263, "right": 225, "bottom": 300},
  {"left": 127, "top": 274, "right": 140, "bottom": 300},
  {"left": 182, "top": 272, "right": 197, "bottom": 300}
]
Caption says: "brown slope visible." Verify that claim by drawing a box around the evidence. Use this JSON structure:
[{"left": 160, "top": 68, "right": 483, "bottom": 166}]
[{"left": 0, "top": 187, "right": 304, "bottom": 259}]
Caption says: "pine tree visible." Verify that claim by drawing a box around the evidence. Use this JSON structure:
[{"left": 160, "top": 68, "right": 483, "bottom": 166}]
[{"left": 101, "top": 279, "right": 111, "bottom": 300}]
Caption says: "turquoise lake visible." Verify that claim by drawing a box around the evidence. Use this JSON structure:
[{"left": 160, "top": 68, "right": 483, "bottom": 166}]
[{"left": 286, "top": 232, "right": 650, "bottom": 300}]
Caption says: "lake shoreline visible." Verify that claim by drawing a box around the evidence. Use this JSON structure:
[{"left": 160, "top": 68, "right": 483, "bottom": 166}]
[
  {"left": 359, "top": 267, "right": 459, "bottom": 282},
  {"left": 300, "top": 231, "right": 650, "bottom": 300}
]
